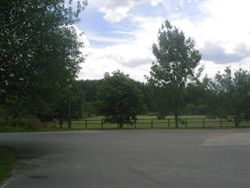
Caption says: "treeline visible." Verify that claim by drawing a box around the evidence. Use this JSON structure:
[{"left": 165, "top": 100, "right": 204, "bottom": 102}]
[
  {"left": 1, "top": 66, "right": 249, "bottom": 128},
  {"left": 59, "top": 67, "right": 250, "bottom": 128}
]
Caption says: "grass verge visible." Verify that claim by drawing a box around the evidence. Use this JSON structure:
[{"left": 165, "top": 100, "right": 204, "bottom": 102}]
[{"left": 0, "top": 147, "right": 15, "bottom": 185}]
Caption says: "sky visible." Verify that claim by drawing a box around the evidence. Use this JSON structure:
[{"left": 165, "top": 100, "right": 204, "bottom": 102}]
[{"left": 76, "top": 0, "right": 250, "bottom": 82}]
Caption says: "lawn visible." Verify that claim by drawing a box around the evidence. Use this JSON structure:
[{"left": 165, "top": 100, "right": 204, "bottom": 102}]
[
  {"left": 1, "top": 115, "right": 249, "bottom": 131},
  {"left": 62, "top": 115, "right": 250, "bottom": 129},
  {"left": 0, "top": 147, "right": 15, "bottom": 185}
]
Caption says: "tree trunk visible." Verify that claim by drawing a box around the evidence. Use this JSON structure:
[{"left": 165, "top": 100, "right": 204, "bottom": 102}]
[
  {"left": 59, "top": 118, "right": 63, "bottom": 128},
  {"left": 68, "top": 116, "right": 72, "bottom": 128},
  {"left": 174, "top": 92, "right": 179, "bottom": 128},
  {"left": 16, "top": 114, "right": 22, "bottom": 127},
  {"left": 68, "top": 102, "right": 71, "bottom": 128},
  {"left": 119, "top": 123, "right": 123, "bottom": 129},
  {"left": 68, "top": 117, "right": 72, "bottom": 128},
  {"left": 233, "top": 114, "right": 240, "bottom": 128},
  {"left": 174, "top": 112, "right": 179, "bottom": 128}
]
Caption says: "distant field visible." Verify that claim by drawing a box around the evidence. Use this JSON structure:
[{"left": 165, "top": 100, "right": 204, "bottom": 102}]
[{"left": 59, "top": 115, "right": 250, "bottom": 129}]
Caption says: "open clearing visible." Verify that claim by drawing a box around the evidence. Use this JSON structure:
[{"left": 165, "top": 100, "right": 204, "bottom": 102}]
[{"left": 0, "top": 129, "right": 249, "bottom": 188}]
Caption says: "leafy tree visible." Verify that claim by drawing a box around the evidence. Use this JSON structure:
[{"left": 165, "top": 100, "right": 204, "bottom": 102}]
[
  {"left": 133, "top": 81, "right": 155, "bottom": 114},
  {"left": 0, "top": 0, "right": 87, "bottom": 123},
  {"left": 148, "top": 20, "right": 201, "bottom": 127},
  {"left": 55, "top": 80, "right": 85, "bottom": 128},
  {"left": 77, "top": 80, "right": 102, "bottom": 117},
  {"left": 98, "top": 71, "right": 143, "bottom": 128},
  {"left": 184, "top": 74, "right": 213, "bottom": 115},
  {"left": 78, "top": 80, "right": 101, "bottom": 102},
  {"left": 211, "top": 68, "right": 250, "bottom": 127}
]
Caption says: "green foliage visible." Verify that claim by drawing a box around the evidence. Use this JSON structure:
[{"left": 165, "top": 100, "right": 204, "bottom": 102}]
[
  {"left": 0, "top": 0, "right": 86, "bottom": 122},
  {"left": 148, "top": 20, "right": 201, "bottom": 127},
  {"left": 98, "top": 71, "right": 143, "bottom": 128},
  {"left": 76, "top": 79, "right": 103, "bottom": 117},
  {"left": 133, "top": 82, "right": 155, "bottom": 114},
  {"left": 0, "top": 114, "right": 43, "bottom": 130},
  {"left": 210, "top": 67, "right": 250, "bottom": 127},
  {"left": 54, "top": 80, "right": 85, "bottom": 128},
  {"left": 183, "top": 76, "right": 213, "bottom": 115}
]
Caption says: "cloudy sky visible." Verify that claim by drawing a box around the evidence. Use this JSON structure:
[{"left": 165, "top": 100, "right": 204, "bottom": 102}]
[{"left": 76, "top": 0, "right": 250, "bottom": 81}]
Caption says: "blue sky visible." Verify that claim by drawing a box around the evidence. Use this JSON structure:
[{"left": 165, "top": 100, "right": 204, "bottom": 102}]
[{"left": 76, "top": 0, "right": 250, "bottom": 81}]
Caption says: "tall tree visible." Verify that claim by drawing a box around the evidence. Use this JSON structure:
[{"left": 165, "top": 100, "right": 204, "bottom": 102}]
[
  {"left": 98, "top": 71, "right": 143, "bottom": 128},
  {"left": 0, "top": 0, "right": 87, "bottom": 122},
  {"left": 211, "top": 68, "right": 250, "bottom": 127},
  {"left": 148, "top": 20, "right": 201, "bottom": 127}
]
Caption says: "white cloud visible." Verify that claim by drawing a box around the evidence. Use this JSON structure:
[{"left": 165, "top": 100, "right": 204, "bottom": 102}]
[
  {"left": 194, "top": 0, "right": 249, "bottom": 48},
  {"left": 95, "top": 0, "right": 140, "bottom": 23},
  {"left": 151, "top": 0, "right": 162, "bottom": 6},
  {"left": 170, "top": 0, "right": 250, "bottom": 67},
  {"left": 99, "top": 6, "right": 131, "bottom": 23},
  {"left": 78, "top": 15, "right": 164, "bottom": 81},
  {"left": 78, "top": 0, "right": 250, "bottom": 81},
  {"left": 201, "top": 57, "right": 250, "bottom": 78},
  {"left": 93, "top": 0, "right": 169, "bottom": 23},
  {"left": 88, "top": 34, "right": 133, "bottom": 44}
]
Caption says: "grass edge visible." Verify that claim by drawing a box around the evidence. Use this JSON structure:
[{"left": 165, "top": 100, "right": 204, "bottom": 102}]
[{"left": 0, "top": 147, "right": 16, "bottom": 186}]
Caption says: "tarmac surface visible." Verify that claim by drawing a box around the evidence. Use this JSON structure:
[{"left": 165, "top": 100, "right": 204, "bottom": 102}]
[{"left": 0, "top": 129, "right": 249, "bottom": 188}]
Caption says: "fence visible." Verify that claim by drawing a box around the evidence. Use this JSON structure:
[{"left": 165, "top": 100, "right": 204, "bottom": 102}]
[{"left": 70, "top": 118, "right": 250, "bottom": 129}]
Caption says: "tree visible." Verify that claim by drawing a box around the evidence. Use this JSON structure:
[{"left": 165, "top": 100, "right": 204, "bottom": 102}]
[
  {"left": 211, "top": 68, "right": 250, "bottom": 127},
  {"left": 0, "top": 0, "right": 87, "bottom": 123},
  {"left": 55, "top": 80, "right": 85, "bottom": 128},
  {"left": 148, "top": 20, "right": 201, "bottom": 127},
  {"left": 98, "top": 71, "right": 143, "bottom": 128},
  {"left": 133, "top": 81, "right": 154, "bottom": 114},
  {"left": 77, "top": 79, "right": 102, "bottom": 117},
  {"left": 184, "top": 74, "right": 213, "bottom": 115}
]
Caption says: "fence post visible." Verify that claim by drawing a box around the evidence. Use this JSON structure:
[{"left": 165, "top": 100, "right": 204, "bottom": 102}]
[
  {"left": 203, "top": 118, "right": 205, "bottom": 128},
  {"left": 185, "top": 118, "right": 188, "bottom": 128},
  {"left": 85, "top": 120, "right": 87, "bottom": 129},
  {"left": 220, "top": 119, "right": 222, "bottom": 128},
  {"left": 101, "top": 120, "right": 103, "bottom": 129},
  {"left": 168, "top": 119, "right": 170, "bottom": 128},
  {"left": 151, "top": 119, "right": 153, "bottom": 128}
]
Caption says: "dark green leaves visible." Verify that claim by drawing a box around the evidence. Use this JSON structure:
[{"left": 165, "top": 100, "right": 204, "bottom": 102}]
[
  {"left": 98, "top": 71, "right": 143, "bottom": 128},
  {"left": 0, "top": 0, "right": 86, "bottom": 122},
  {"left": 210, "top": 67, "right": 250, "bottom": 127}
]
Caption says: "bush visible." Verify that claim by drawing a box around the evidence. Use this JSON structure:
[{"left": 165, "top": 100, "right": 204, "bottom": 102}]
[
  {"left": 0, "top": 117, "right": 8, "bottom": 127},
  {"left": 0, "top": 116, "right": 43, "bottom": 130},
  {"left": 23, "top": 117, "right": 43, "bottom": 129}
]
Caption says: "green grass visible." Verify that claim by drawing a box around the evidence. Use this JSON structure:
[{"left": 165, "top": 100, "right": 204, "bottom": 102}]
[
  {"left": 0, "top": 147, "right": 15, "bottom": 185},
  {"left": 66, "top": 115, "right": 250, "bottom": 129},
  {"left": 0, "top": 115, "right": 249, "bottom": 132}
]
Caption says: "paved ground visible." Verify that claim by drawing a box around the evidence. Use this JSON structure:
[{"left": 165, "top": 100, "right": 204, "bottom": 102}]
[{"left": 0, "top": 129, "right": 249, "bottom": 188}]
